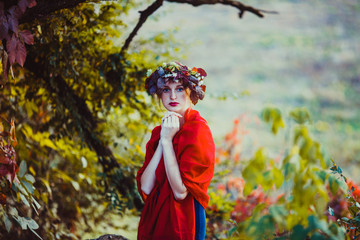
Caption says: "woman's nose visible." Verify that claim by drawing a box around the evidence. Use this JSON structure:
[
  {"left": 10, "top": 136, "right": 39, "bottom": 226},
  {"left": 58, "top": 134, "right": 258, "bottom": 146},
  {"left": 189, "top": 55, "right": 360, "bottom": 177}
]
[{"left": 170, "top": 90, "right": 177, "bottom": 99}]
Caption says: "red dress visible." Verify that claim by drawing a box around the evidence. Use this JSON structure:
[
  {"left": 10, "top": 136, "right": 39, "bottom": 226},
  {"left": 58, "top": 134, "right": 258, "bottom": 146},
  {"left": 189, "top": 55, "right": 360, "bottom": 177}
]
[{"left": 136, "top": 109, "right": 215, "bottom": 240}]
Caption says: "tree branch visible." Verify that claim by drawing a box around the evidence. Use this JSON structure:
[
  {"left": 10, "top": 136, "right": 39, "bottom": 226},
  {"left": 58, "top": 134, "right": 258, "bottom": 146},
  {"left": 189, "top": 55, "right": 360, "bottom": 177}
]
[
  {"left": 121, "top": 0, "right": 164, "bottom": 54},
  {"left": 121, "top": 0, "right": 276, "bottom": 52},
  {"left": 168, "top": 0, "right": 277, "bottom": 17}
]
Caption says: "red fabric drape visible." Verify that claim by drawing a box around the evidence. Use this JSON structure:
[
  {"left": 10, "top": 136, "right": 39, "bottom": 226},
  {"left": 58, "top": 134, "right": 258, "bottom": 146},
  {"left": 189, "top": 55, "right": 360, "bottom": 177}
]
[{"left": 136, "top": 109, "right": 215, "bottom": 240}]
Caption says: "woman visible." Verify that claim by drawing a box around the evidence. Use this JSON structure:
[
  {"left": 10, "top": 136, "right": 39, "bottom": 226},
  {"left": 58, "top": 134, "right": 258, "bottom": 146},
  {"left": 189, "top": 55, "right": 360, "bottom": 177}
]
[{"left": 136, "top": 62, "right": 215, "bottom": 240}]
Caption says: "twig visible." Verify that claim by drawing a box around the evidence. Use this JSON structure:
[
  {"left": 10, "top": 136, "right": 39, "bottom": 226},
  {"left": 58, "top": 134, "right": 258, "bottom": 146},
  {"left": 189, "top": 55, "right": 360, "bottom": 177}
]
[
  {"left": 166, "top": 0, "right": 278, "bottom": 18},
  {"left": 120, "top": 0, "right": 277, "bottom": 52},
  {"left": 120, "top": 0, "right": 164, "bottom": 54}
]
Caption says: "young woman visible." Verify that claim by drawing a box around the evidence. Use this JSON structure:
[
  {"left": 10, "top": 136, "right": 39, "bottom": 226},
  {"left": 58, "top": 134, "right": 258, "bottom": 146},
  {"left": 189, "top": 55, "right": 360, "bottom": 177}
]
[{"left": 136, "top": 62, "right": 215, "bottom": 240}]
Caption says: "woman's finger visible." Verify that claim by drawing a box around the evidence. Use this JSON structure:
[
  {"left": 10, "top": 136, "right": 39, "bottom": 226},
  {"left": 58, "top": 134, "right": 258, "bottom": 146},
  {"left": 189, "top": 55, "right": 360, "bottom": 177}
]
[
  {"left": 170, "top": 112, "right": 183, "bottom": 118},
  {"left": 165, "top": 111, "right": 182, "bottom": 118},
  {"left": 162, "top": 117, "right": 168, "bottom": 126},
  {"left": 171, "top": 115, "right": 179, "bottom": 128}
]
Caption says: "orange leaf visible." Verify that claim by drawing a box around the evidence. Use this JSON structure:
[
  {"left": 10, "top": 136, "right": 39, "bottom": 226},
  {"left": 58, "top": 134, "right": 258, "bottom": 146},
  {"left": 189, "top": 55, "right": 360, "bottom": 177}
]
[
  {"left": 0, "top": 193, "right": 6, "bottom": 205},
  {"left": 10, "top": 119, "right": 17, "bottom": 147}
]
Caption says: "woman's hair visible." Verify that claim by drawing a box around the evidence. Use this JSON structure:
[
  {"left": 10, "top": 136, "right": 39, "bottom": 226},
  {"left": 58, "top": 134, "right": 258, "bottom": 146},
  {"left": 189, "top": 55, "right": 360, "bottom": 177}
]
[{"left": 145, "top": 62, "right": 207, "bottom": 105}]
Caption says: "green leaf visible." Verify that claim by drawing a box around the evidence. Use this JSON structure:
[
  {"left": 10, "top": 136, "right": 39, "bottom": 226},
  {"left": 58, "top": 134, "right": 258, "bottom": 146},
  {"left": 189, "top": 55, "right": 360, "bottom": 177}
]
[
  {"left": 228, "top": 226, "right": 237, "bottom": 237},
  {"left": 9, "top": 206, "right": 18, "bottom": 216},
  {"left": 22, "top": 180, "right": 35, "bottom": 194},
  {"left": 4, "top": 213, "right": 12, "bottom": 232},
  {"left": 26, "top": 218, "right": 39, "bottom": 230},
  {"left": 272, "top": 167, "right": 284, "bottom": 188},
  {"left": 290, "top": 224, "right": 309, "bottom": 240},
  {"left": 18, "top": 160, "right": 27, "bottom": 178},
  {"left": 289, "top": 107, "right": 311, "bottom": 124},
  {"left": 328, "top": 174, "right": 339, "bottom": 195},
  {"left": 13, "top": 216, "right": 27, "bottom": 230},
  {"left": 310, "top": 232, "right": 328, "bottom": 240},
  {"left": 25, "top": 174, "right": 36, "bottom": 183},
  {"left": 71, "top": 181, "right": 80, "bottom": 191},
  {"left": 20, "top": 193, "right": 30, "bottom": 206},
  {"left": 243, "top": 182, "right": 254, "bottom": 196},
  {"left": 31, "top": 196, "right": 41, "bottom": 209},
  {"left": 269, "top": 205, "right": 287, "bottom": 223}
]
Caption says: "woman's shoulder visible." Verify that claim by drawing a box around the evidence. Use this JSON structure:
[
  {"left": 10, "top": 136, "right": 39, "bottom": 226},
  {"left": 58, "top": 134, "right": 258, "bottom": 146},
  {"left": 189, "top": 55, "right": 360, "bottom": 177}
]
[{"left": 181, "top": 110, "right": 212, "bottom": 138}]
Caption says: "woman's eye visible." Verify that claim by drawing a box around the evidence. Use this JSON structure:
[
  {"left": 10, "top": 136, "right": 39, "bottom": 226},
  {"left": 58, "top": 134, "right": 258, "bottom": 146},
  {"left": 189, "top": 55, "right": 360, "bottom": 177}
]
[
  {"left": 163, "top": 88, "right": 170, "bottom": 93},
  {"left": 176, "top": 87, "right": 184, "bottom": 92}
]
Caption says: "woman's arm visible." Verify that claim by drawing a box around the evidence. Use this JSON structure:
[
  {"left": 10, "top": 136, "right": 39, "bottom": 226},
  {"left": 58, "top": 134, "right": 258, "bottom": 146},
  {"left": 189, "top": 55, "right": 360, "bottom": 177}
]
[
  {"left": 140, "top": 143, "right": 163, "bottom": 195},
  {"left": 161, "top": 115, "right": 188, "bottom": 201}
]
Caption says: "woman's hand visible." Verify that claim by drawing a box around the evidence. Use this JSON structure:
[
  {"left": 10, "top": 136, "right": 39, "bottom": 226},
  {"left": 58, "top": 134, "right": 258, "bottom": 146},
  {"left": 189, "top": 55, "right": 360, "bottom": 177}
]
[{"left": 160, "top": 112, "right": 182, "bottom": 141}]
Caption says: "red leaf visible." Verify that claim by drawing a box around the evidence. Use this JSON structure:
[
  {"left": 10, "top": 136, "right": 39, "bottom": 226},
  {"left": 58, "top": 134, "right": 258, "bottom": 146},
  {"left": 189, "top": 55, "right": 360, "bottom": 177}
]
[
  {"left": 201, "top": 85, "right": 206, "bottom": 92},
  {"left": 18, "top": 0, "right": 28, "bottom": 14},
  {"left": 7, "top": 6, "right": 20, "bottom": 34},
  {"left": 19, "top": 30, "right": 34, "bottom": 45},
  {"left": 197, "top": 68, "right": 207, "bottom": 77},
  {"left": 27, "top": 0, "right": 37, "bottom": 8},
  {"left": 0, "top": 164, "right": 9, "bottom": 176},
  {"left": 6, "top": 34, "right": 27, "bottom": 67},
  {"left": 0, "top": 150, "right": 9, "bottom": 164},
  {"left": 0, "top": 13, "right": 8, "bottom": 40},
  {"left": 16, "top": 40, "right": 27, "bottom": 67},
  {"left": 6, "top": 34, "right": 17, "bottom": 65},
  {"left": 1, "top": 50, "right": 9, "bottom": 81},
  {"left": 6, "top": 34, "right": 17, "bottom": 52}
]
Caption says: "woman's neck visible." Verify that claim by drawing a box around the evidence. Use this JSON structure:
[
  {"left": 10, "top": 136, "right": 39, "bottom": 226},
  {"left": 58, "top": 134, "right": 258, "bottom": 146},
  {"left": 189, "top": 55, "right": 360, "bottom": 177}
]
[{"left": 179, "top": 107, "right": 191, "bottom": 128}]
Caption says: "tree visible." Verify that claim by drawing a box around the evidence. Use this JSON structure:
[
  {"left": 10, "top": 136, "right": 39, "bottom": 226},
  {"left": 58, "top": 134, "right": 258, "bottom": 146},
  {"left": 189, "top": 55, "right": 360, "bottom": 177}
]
[{"left": 0, "top": 0, "right": 273, "bottom": 238}]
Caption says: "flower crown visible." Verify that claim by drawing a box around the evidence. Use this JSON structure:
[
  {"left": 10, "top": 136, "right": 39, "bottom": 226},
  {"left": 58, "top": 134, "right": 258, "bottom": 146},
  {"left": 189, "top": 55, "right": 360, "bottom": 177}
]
[{"left": 145, "top": 62, "right": 207, "bottom": 104}]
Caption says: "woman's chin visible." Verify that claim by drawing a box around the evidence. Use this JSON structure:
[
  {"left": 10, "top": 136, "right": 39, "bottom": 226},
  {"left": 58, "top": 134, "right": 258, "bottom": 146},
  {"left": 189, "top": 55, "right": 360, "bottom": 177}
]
[{"left": 166, "top": 107, "right": 179, "bottom": 112}]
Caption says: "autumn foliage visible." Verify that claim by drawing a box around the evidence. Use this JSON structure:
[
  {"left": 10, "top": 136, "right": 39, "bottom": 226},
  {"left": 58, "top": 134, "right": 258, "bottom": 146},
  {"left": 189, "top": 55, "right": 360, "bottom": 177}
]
[
  {"left": 205, "top": 108, "right": 360, "bottom": 239},
  {"left": 0, "top": 0, "right": 36, "bottom": 81},
  {"left": 0, "top": 119, "right": 19, "bottom": 187}
]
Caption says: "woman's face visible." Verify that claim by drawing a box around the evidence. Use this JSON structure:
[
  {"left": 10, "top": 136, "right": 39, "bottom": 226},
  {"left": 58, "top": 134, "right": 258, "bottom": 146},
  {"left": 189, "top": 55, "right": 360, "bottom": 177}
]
[{"left": 161, "top": 81, "right": 191, "bottom": 116}]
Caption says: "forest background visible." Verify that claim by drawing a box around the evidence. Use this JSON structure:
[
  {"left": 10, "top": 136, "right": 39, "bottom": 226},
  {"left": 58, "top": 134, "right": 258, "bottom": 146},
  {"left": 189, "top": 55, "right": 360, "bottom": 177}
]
[{"left": 0, "top": 0, "right": 359, "bottom": 239}]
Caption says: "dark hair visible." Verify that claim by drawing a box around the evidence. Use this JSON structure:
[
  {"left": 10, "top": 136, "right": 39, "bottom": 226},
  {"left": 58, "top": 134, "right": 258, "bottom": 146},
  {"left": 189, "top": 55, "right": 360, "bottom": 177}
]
[{"left": 145, "top": 62, "right": 207, "bottom": 105}]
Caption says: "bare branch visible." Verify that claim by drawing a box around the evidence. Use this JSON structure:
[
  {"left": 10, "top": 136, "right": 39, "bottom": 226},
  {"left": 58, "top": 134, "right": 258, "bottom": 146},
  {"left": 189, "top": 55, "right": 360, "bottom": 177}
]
[
  {"left": 165, "top": 0, "right": 277, "bottom": 18},
  {"left": 121, "top": 0, "right": 164, "bottom": 53},
  {"left": 121, "top": 0, "right": 276, "bottom": 52}
]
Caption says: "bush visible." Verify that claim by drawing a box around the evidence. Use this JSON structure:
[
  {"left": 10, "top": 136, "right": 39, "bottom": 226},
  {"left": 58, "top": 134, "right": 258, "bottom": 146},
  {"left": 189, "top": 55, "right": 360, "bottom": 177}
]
[{"left": 206, "top": 107, "right": 348, "bottom": 239}]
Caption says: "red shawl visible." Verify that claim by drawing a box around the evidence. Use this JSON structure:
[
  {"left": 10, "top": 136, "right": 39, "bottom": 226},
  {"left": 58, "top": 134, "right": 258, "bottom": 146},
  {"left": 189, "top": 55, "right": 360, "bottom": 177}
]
[{"left": 136, "top": 109, "right": 215, "bottom": 240}]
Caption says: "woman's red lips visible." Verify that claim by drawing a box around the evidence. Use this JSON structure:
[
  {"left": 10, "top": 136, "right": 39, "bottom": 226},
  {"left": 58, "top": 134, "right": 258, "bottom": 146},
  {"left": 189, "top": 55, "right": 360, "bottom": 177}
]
[{"left": 169, "top": 102, "right": 179, "bottom": 106}]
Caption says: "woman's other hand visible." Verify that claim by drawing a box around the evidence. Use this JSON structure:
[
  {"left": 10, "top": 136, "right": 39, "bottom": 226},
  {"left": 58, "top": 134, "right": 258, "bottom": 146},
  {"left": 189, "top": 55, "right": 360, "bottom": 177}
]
[{"left": 161, "top": 112, "right": 182, "bottom": 141}]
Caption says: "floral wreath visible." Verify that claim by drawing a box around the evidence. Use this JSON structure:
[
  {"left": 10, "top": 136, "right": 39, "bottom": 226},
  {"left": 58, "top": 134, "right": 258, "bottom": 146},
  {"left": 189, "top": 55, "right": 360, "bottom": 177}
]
[{"left": 145, "top": 62, "right": 207, "bottom": 104}]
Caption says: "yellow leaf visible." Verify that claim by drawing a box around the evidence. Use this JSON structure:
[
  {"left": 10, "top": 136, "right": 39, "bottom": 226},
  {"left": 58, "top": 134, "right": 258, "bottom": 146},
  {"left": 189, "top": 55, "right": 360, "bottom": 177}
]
[
  {"left": 0, "top": 121, "right": 3, "bottom": 133},
  {"left": 290, "top": 146, "right": 299, "bottom": 156},
  {"left": 29, "top": 166, "right": 36, "bottom": 176},
  {"left": 243, "top": 182, "right": 253, "bottom": 196},
  {"left": 42, "top": 139, "right": 57, "bottom": 149}
]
